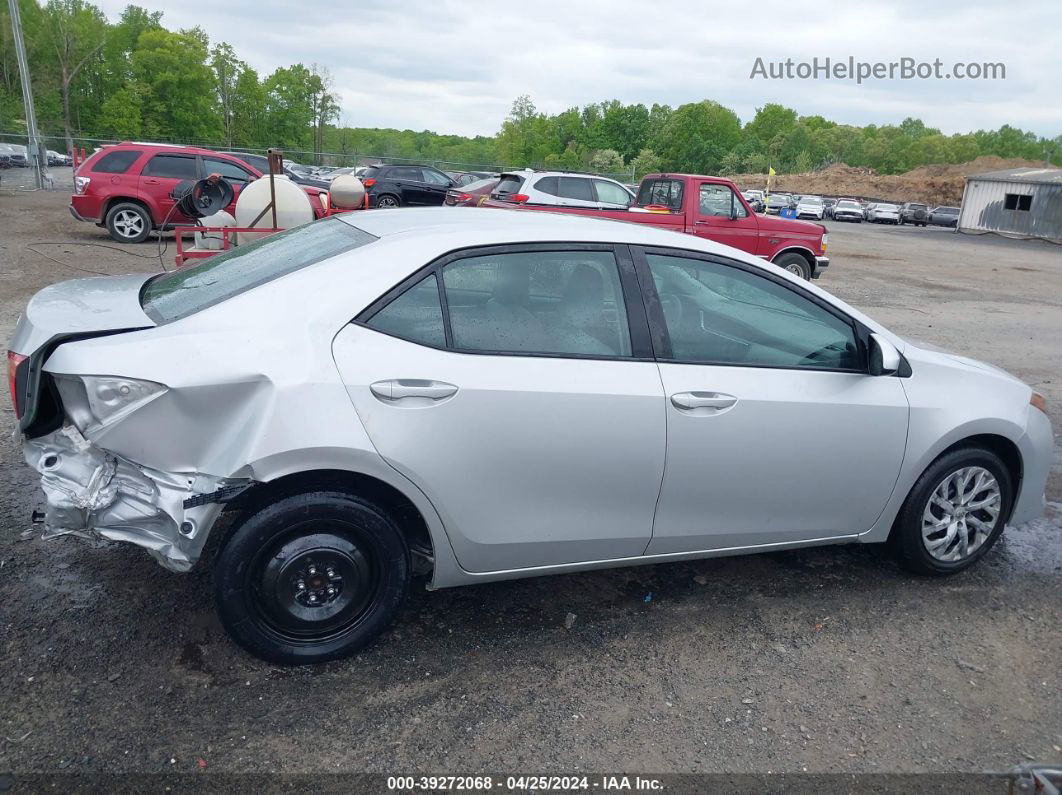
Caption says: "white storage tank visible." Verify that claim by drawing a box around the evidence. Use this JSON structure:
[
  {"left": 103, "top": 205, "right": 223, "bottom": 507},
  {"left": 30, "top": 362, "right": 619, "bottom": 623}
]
[{"left": 234, "top": 175, "right": 314, "bottom": 243}]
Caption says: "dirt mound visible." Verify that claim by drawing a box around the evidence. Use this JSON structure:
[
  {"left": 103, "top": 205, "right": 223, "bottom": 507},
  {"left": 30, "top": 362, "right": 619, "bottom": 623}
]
[{"left": 733, "top": 156, "right": 1045, "bottom": 206}]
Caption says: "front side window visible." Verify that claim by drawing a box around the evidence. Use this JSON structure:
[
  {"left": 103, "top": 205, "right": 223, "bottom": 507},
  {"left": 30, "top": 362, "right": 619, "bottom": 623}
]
[
  {"left": 699, "top": 184, "right": 747, "bottom": 218},
  {"left": 366, "top": 273, "right": 445, "bottom": 346},
  {"left": 141, "top": 218, "right": 377, "bottom": 323},
  {"left": 646, "top": 253, "right": 859, "bottom": 370},
  {"left": 203, "top": 157, "right": 254, "bottom": 183},
  {"left": 142, "top": 154, "right": 198, "bottom": 180},
  {"left": 441, "top": 251, "right": 632, "bottom": 357},
  {"left": 422, "top": 169, "right": 451, "bottom": 185},
  {"left": 594, "top": 179, "right": 632, "bottom": 206}
]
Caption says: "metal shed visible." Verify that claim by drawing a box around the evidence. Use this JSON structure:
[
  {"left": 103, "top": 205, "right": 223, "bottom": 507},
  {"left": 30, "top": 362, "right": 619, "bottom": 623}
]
[{"left": 957, "top": 167, "right": 1062, "bottom": 241}]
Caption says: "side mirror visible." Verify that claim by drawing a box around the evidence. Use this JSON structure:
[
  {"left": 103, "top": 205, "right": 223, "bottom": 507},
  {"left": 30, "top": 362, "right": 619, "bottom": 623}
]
[{"left": 869, "top": 333, "right": 901, "bottom": 376}]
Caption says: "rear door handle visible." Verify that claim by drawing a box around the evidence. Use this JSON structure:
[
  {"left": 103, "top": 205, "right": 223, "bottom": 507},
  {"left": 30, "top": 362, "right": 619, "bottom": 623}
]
[
  {"left": 370, "top": 379, "right": 458, "bottom": 402},
  {"left": 670, "top": 391, "right": 737, "bottom": 411}
]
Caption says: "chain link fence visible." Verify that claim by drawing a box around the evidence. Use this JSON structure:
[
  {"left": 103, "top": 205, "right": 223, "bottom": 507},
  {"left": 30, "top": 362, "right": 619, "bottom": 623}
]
[{"left": 1, "top": 131, "right": 636, "bottom": 184}]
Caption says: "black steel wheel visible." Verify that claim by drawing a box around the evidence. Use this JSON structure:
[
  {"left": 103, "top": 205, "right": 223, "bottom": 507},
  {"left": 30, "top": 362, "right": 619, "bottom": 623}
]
[{"left": 215, "top": 491, "right": 409, "bottom": 664}]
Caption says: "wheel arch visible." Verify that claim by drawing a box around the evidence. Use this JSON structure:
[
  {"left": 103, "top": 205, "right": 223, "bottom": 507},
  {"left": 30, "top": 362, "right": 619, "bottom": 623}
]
[
  {"left": 103, "top": 195, "right": 154, "bottom": 227},
  {"left": 220, "top": 451, "right": 464, "bottom": 589},
  {"left": 770, "top": 246, "right": 816, "bottom": 271}
]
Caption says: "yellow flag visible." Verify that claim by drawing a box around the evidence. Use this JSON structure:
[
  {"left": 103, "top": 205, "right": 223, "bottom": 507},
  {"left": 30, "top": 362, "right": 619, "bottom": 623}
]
[{"left": 768, "top": 166, "right": 776, "bottom": 176}]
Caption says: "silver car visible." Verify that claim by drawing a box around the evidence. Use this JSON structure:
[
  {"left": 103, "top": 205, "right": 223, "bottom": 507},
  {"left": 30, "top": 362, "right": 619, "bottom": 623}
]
[{"left": 9, "top": 209, "right": 1052, "bottom": 664}]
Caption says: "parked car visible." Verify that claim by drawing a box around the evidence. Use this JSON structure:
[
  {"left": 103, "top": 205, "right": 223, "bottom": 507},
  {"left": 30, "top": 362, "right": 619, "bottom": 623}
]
[
  {"left": 10, "top": 208, "right": 1052, "bottom": 664},
  {"left": 868, "top": 203, "right": 901, "bottom": 224},
  {"left": 71, "top": 142, "right": 330, "bottom": 243},
  {"left": 221, "top": 152, "right": 331, "bottom": 190},
  {"left": 490, "top": 170, "right": 634, "bottom": 210},
  {"left": 47, "top": 150, "right": 73, "bottom": 167},
  {"left": 354, "top": 164, "right": 458, "bottom": 208},
  {"left": 796, "top": 195, "right": 825, "bottom": 220},
  {"left": 0, "top": 143, "right": 28, "bottom": 167},
  {"left": 741, "top": 191, "right": 764, "bottom": 212},
  {"left": 765, "top": 193, "right": 794, "bottom": 215},
  {"left": 484, "top": 173, "right": 829, "bottom": 280},
  {"left": 444, "top": 176, "right": 500, "bottom": 207},
  {"left": 446, "top": 171, "right": 494, "bottom": 187},
  {"left": 930, "top": 206, "right": 961, "bottom": 228},
  {"left": 832, "top": 199, "right": 865, "bottom": 223},
  {"left": 0, "top": 153, "right": 11, "bottom": 169},
  {"left": 899, "top": 202, "right": 929, "bottom": 226},
  {"left": 823, "top": 198, "right": 837, "bottom": 219}
]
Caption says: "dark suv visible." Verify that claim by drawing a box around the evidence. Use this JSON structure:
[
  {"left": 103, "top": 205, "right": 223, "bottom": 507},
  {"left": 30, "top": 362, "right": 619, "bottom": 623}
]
[
  {"left": 359, "top": 164, "right": 455, "bottom": 208},
  {"left": 899, "top": 202, "right": 929, "bottom": 227}
]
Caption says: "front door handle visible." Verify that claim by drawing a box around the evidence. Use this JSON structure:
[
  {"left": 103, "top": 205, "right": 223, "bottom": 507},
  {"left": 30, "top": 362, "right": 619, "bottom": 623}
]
[
  {"left": 670, "top": 391, "right": 737, "bottom": 411},
  {"left": 370, "top": 379, "right": 458, "bottom": 402}
]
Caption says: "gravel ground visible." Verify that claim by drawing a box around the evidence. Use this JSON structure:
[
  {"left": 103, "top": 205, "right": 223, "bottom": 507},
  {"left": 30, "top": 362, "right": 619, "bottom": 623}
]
[{"left": 0, "top": 192, "right": 1059, "bottom": 778}]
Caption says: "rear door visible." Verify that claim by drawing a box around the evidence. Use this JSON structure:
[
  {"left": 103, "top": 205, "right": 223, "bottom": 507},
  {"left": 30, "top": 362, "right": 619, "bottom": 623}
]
[
  {"left": 690, "top": 182, "right": 760, "bottom": 255},
  {"left": 331, "top": 244, "right": 666, "bottom": 573},
  {"left": 554, "top": 176, "right": 598, "bottom": 208},
  {"left": 138, "top": 153, "right": 199, "bottom": 224},
  {"left": 387, "top": 166, "right": 429, "bottom": 205}
]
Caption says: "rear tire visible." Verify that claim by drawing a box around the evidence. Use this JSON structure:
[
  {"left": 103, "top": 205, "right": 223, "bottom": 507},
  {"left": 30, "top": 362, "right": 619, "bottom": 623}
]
[
  {"left": 774, "top": 253, "right": 811, "bottom": 280},
  {"left": 214, "top": 491, "right": 410, "bottom": 665},
  {"left": 893, "top": 447, "right": 1013, "bottom": 576},
  {"left": 105, "top": 201, "right": 151, "bottom": 243},
  {"left": 375, "top": 193, "right": 401, "bottom": 208}
]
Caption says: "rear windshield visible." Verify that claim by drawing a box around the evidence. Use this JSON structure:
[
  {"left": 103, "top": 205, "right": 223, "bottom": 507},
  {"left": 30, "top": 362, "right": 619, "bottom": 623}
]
[
  {"left": 140, "top": 218, "right": 377, "bottom": 323},
  {"left": 492, "top": 174, "right": 526, "bottom": 197},
  {"left": 636, "top": 179, "right": 684, "bottom": 210}
]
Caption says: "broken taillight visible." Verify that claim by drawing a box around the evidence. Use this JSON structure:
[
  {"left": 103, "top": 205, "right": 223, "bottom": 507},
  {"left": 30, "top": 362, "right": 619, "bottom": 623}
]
[{"left": 7, "top": 350, "right": 26, "bottom": 418}]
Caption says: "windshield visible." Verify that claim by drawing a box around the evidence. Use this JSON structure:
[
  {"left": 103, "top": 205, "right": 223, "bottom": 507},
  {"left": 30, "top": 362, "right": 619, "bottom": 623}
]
[
  {"left": 140, "top": 218, "right": 377, "bottom": 323},
  {"left": 837, "top": 201, "right": 860, "bottom": 209},
  {"left": 800, "top": 197, "right": 823, "bottom": 205}
]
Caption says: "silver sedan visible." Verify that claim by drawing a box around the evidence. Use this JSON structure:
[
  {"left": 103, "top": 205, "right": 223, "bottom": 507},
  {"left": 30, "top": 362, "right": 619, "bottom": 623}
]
[{"left": 9, "top": 209, "right": 1053, "bottom": 664}]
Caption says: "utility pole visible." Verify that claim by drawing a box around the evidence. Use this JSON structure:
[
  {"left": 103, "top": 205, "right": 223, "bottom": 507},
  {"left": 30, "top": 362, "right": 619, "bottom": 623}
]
[{"left": 8, "top": 0, "right": 48, "bottom": 188}]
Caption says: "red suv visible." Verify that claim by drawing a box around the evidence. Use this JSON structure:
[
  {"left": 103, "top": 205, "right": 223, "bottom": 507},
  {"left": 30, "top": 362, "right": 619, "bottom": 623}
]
[{"left": 71, "top": 142, "right": 329, "bottom": 243}]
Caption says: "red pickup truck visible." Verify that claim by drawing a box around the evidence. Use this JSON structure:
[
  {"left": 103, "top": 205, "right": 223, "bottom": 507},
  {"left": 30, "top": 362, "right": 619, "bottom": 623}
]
[{"left": 484, "top": 173, "right": 829, "bottom": 280}]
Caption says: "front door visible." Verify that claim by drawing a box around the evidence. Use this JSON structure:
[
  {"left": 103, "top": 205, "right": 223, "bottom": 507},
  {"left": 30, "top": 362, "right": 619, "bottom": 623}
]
[
  {"left": 691, "top": 182, "right": 760, "bottom": 255},
  {"left": 637, "top": 248, "right": 909, "bottom": 554},
  {"left": 332, "top": 245, "right": 665, "bottom": 572}
]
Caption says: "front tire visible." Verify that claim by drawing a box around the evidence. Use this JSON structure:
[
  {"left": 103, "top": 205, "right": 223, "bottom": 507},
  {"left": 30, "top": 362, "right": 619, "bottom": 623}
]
[
  {"left": 774, "top": 253, "right": 811, "bottom": 280},
  {"left": 214, "top": 491, "right": 410, "bottom": 665},
  {"left": 105, "top": 201, "right": 151, "bottom": 243},
  {"left": 375, "top": 193, "right": 401, "bottom": 208},
  {"left": 893, "top": 447, "right": 1013, "bottom": 576}
]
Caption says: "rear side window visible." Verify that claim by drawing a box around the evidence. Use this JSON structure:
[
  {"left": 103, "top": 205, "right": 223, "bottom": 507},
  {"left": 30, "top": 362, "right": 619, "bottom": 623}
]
[
  {"left": 388, "top": 166, "right": 421, "bottom": 180},
  {"left": 142, "top": 154, "right": 198, "bottom": 179},
  {"left": 140, "top": 218, "right": 377, "bottom": 323},
  {"left": 91, "top": 150, "right": 141, "bottom": 174},
  {"left": 533, "top": 176, "right": 560, "bottom": 196},
  {"left": 366, "top": 273, "right": 445, "bottom": 347},
  {"left": 558, "top": 177, "right": 594, "bottom": 201},
  {"left": 637, "top": 179, "right": 683, "bottom": 210}
]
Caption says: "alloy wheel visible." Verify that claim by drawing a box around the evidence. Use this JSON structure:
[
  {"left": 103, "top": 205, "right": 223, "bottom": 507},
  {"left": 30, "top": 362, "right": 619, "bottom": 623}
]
[
  {"left": 112, "top": 210, "right": 144, "bottom": 239},
  {"left": 921, "top": 466, "right": 1002, "bottom": 562}
]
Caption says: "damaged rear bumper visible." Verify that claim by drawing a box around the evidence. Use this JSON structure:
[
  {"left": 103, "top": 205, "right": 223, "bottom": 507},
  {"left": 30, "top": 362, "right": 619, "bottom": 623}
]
[{"left": 24, "top": 425, "right": 252, "bottom": 572}]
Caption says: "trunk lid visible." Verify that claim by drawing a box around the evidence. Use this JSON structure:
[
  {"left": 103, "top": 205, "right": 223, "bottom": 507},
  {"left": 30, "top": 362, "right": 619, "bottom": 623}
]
[
  {"left": 10, "top": 274, "right": 156, "bottom": 356},
  {"left": 9, "top": 274, "right": 156, "bottom": 435}
]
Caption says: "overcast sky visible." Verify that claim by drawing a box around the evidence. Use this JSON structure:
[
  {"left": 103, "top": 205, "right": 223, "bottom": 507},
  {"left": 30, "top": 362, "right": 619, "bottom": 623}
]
[{"left": 96, "top": 0, "right": 1061, "bottom": 139}]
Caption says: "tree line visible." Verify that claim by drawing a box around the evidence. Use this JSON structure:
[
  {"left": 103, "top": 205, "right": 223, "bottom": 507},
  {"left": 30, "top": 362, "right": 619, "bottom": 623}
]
[{"left": 2, "top": 1, "right": 1059, "bottom": 175}]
